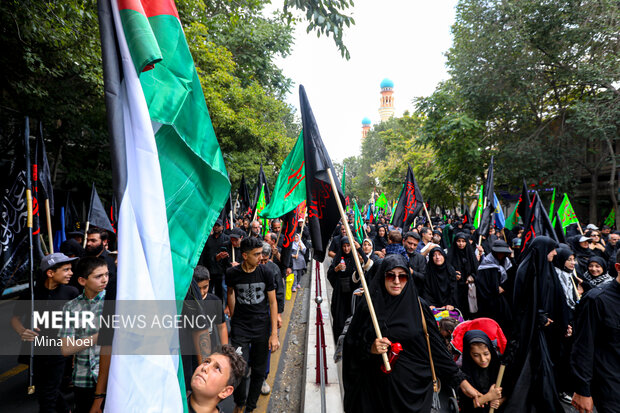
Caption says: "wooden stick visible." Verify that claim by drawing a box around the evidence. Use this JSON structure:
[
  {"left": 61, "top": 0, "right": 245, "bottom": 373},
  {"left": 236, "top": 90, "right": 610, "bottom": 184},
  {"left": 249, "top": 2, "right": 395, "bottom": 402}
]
[
  {"left": 577, "top": 221, "right": 584, "bottom": 235},
  {"left": 423, "top": 203, "right": 434, "bottom": 231},
  {"left": 478, "top": 196, "right": 488, "bottom": 246},
  {"left": 45, "top": 199, "right": 54, "bottom": 253},
  {"left": 327, "top": 168, "right": 391, "bottom": 371},
  {"left": 82, "top": 221, "right": 90, "bottom": 248},
  {"left": 299, "top": 210, "right": 307, "bottom": 235},
  {"left": 39, "top": 234, "right": 49, "bottom": 256},
  {"left": 572, "top": 269, "right": 582, "bottom": 301},
  {"left": 488, "top": 364, "right": 506, "bottom": 413}
]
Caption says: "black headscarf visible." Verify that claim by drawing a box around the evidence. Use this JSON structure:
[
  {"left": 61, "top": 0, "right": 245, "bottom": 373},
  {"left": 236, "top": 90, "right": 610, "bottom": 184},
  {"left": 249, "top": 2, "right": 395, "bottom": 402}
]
[
  {"left": 447, "top": 232, "right": 479, "bottom": 277},
  {"left": 461, "top": 330, "right": 500, "bottom": 395},
  {"left": 422, "top": 247, "right": 457, "bottom": 307},
  {"left": 552, "top": 247, "right": 574, "bottom": 272},
  {"left": 505, "top": 236, "right": 567, "bottom": 412},
  {"left": 373, "top": 225, "right": 388, "bottom": 251}
]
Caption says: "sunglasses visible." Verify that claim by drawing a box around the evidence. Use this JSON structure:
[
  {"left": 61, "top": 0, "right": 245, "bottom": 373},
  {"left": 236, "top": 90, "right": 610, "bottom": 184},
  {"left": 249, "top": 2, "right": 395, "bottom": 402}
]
[{"left": 385, "top": 271, "right": 408, "bottom": 282}]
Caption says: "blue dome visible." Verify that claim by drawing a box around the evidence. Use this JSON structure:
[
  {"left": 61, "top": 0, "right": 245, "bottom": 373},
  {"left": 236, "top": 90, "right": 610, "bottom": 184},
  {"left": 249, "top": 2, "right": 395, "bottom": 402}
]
[
  {"left": 362, "top": 117, "right": 371, "bottom": 125},
  {"left": 380, "top": 78, "right": 394, "bottom": 89}
]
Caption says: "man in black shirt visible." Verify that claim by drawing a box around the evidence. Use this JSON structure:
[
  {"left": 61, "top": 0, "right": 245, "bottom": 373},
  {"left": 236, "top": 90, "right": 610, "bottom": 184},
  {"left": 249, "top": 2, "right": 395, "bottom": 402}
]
[
  {"left": 11, "top": 253, "right": 79, "bottom": 413},
  {"left": 403, "top": 231, "right": 426, "bottom": 293},
  {"left": 199, "top": 220, "right": 230, "bottom": 301},
  {"left": 571, "top": 249, "right": 620, "bottom": 413},
  {"left": 226, "top": 237, "right": 280, "bottom": 413}
]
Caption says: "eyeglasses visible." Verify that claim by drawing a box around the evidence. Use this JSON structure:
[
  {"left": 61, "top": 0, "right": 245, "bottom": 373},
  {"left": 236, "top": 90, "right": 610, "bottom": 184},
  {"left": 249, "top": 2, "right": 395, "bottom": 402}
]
[{"left": 385, "top": 272, "right": 408, "bottom": 282}]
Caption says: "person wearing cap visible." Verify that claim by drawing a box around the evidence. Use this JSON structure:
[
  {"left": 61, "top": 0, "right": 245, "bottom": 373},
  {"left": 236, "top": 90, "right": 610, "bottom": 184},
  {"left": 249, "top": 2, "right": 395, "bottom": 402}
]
[
  {"left": 569, "top": 234, "right": 595, "bottom": 275},
  {"left": 475, "top": 240, "right": 514, "bottom": 331},
  {"left": 226, "top": 228, "right": 245, "bottom": 268},
  {"left": 198, "top": 220, "right": 230, "bottom": 301},
  {"left": 11, "top": 253, "right": 79, "bottom": 413}
]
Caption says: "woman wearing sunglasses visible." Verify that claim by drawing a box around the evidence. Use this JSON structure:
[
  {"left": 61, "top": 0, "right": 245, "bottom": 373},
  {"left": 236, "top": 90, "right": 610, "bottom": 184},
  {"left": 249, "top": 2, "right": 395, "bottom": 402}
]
[{"left": 342, "top": 254, "right": 482, "bottom": 412}]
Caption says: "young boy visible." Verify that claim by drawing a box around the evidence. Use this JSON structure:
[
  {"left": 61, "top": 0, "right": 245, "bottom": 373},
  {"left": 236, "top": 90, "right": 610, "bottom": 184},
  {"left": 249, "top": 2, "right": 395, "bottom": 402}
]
[
  {"left": 188, "top": 344, "right": 247, "bottom": 413},
  {"left": 11, "top": 253, "right": 79, "bottom": 413},
  {"left": 192, "top": 265, "right": 229, "bottom": 361},
  {"left": 225, "top": 237, "right": 280, "bottom": 413},
  {"left": 58, "top": 256, "right": 108, "bottom": 413}
]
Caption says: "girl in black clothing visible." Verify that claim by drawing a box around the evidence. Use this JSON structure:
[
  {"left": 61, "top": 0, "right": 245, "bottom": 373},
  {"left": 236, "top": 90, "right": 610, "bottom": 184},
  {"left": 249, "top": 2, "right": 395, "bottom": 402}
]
[
  {"left": 448, "top": 233, "right": 479, "bottom": 318},
  {"left": 422, "top": 247, "right": 458, "bottom": 309},
  {"left": 581, "top": 256, "right": 613, "bottom": 289},
  {"left": 459, "top": 330, "right": 504, "bottom": 412},
  {"left": 568, "top": 234, "right": 594, "bottom": 274}
]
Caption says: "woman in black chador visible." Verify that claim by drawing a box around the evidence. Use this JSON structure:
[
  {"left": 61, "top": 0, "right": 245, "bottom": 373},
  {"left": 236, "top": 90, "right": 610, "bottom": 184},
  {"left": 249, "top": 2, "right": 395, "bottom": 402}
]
[
  {"left": 327, "top": 237, "right": 365, "bottom": 339},
  {"left": 342, "top": 254, "right": 481, "bottom": 412},
  {"left": 422, "top": 247, "right": 458, "bottom": 309},
  {"left": 504, "top": 236, "right": 571, "bottom": 413},
  {"left": 448, "top": 232, "right": 479, "bottom": 318}
]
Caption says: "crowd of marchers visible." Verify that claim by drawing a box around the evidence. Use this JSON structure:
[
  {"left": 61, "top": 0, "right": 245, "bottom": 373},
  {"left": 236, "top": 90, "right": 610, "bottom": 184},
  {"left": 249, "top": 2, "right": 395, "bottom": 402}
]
[{"left": 331, "top": 213, "right": 619, "bottom": 413}]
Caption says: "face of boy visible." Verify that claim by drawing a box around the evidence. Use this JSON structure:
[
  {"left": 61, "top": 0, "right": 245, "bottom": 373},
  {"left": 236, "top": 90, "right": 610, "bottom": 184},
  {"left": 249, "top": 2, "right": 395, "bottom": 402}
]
[
  {"left": 469, "top": 343, "right": 491, "bottom": 369},
  {"left": 48, "top": 264, "right": 73, "bottom": 285},
  {"left": 191, "top": 354, "right": 234, "bottom": 400},
  {"left": 79, "top": 265, "right": 109, "bottom": 294},
  {"left": 197, "top": 280, "right": 209, "bottom": 299},
  {"left": 243, "top": 248, "right": 263, "bottom": 267}
]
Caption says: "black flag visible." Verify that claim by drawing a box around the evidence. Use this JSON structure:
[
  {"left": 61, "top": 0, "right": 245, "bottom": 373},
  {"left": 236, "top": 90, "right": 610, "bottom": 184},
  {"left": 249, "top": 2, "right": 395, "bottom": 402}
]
[
  {"left": 554, "top": 211, "right": 566, "bottom": 244},
  {"left": 391, "top": 164, "right": 424, "bottom": 231},
  {"left": 88, "top": 183, "right": 114, "bottom": 233},
  {"left": 238, "top": 174, "right": 251, "bottom": 218},
  {"left": 65, "top": 193, "right": 81, "bottom": 233},
  {"left": 478, "top": 156, "right": 495, "bottom": 237},
  {"left": 0, "top": 164, "right": 30, "bottom": 294},
  {"left": 516, "top": 179, "right": 531, "bottom": 225},
  {"left": 35, "top": 122, "right": 54, "bottom": 215},
  {"left": 300, "top": 85, "right": 345, "bottom": 262},
  {"left": 279, "top": 209, "right": 299, "bottom": 268},
  {"left": 521, "top": 191, "right": 558, "bottom": 252},
  {"left": 462, "top": 205, "right": 472, "bottom": 225},
  {"left": 219, "top": 193, "right": 233, "bottom": 230}
]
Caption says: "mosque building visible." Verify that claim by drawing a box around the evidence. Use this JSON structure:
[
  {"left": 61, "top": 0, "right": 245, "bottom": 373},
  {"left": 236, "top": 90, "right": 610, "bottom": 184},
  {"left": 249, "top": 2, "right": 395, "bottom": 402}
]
[{"left": 361, "top": 78, "right": 395, "bottom": 138}]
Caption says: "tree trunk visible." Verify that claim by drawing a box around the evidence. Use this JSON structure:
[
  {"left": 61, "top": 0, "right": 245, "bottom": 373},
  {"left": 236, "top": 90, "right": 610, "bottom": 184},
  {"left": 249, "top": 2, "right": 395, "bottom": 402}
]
[{"left": 589, "top": 170, "right": 598, "bottom": 225}]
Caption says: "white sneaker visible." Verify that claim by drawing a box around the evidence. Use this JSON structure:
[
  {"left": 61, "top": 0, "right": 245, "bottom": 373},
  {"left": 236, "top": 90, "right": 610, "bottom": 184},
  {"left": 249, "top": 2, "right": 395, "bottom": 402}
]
[{"left": 261, "top": 380, "right": 271, "bottom": 395}]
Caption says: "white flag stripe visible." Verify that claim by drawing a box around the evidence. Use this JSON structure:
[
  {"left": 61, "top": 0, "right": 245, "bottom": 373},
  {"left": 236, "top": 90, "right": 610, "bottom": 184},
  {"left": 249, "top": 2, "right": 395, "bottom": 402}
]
[{"left": 105, "top": 0, "right": 182, "bottom": 411}]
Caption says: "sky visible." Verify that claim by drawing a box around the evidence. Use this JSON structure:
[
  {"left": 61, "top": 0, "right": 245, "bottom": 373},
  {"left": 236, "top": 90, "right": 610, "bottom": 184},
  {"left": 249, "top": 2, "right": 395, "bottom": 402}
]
[{"left": 272, "top": 0, "right": 459, "bottom": 162}]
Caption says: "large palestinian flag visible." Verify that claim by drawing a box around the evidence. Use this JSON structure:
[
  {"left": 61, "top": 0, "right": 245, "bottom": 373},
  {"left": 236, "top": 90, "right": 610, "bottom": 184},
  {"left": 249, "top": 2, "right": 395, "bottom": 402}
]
[{"left": 98, "top": 0, "right": 230, "bottom": 411}]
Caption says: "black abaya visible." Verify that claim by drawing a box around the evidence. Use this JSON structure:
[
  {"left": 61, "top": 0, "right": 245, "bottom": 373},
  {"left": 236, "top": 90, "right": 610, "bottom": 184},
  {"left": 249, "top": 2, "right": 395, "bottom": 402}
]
[
  {"left": 422, "top": 247, "right": 458, "bottom": 308},
  {"left": 343, "top": 255, "right": 465, "bottom": 413}
]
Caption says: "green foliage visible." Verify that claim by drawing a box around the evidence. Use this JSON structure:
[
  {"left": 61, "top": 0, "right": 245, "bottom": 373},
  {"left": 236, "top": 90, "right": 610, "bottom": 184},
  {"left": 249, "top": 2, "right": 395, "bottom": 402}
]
[{"left": 417, "top": 0, "right": 619, "bottom": 217}]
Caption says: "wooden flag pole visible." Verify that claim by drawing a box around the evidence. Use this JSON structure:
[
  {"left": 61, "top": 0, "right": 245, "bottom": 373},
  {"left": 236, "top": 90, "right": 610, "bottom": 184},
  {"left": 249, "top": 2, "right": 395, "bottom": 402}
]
[
  {"left": 39, "top": 234, "right": 50, "bottom": 256},
  {"left": 572, "top": 269, "right": 582, "bottom": 301},
  {"left": 577, "top": 221, "right": 584, "bottom": 235},
  {"left": 82, "top": 221, "right": 90, "bottom": 248},
  {"left": 327, "top": 168, "right": 391, "bottom": 371},
  {"left": 488, "top": 364, "right": 506, "bottom": 413},
  {"left": 45, "top": 199, "right": 54, "bottom": 253},
  {"left": 299, "top": 210, "right": 307, "bottom": 235},
  {"left": 423, "top": 203, "right": 434, "bottom": 231}
]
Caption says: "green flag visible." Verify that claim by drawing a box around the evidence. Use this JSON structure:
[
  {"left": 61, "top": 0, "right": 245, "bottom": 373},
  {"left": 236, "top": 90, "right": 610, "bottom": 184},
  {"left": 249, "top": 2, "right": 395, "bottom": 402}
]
[
  {"left": 505, "top": 201, "right": 520, "bottom": 231},
  {"left": 473, "top": 184, "right": 484, "bottom": 229},
  {"left": 549, "top": 188, "right": 556, "bottom": 224},
  {"left": 353, "top": 200, "right": 365, "bottom": 243},
  {"left": 604, "top": 209, "right": 615, "bottom": 227},
  {"left": 376, "top": 192, "right": 388, "bottom": 209},
  {"left": 260, "top": 132, "right": 306, "bottom": 218},
  {"left": 557, "top": 193, "right": 579, "bottom": 233},
  {"left": 341, "top": 164, "right": 346, "bottom": 194},
  {"left": 256, "top": 184, "right": 268, "bottom": 235}
]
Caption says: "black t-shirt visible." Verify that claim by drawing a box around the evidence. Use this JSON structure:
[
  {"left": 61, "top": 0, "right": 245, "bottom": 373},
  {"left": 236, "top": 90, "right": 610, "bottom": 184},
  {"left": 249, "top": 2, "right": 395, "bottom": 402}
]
[
  {"left": 13, "top": 282, "right": 79, "bottom": 355},
  {"left": 225, "top": 264, "right": 274, "bottom": 339}
]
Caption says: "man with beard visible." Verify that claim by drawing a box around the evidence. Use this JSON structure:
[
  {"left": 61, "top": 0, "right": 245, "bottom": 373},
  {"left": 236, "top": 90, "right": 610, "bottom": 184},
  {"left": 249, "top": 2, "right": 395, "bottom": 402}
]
[
  {"left": 199, "top": 220, "right": 231, "bottom": 301},
  {"left": 85, "top": 228, "right": 117, "bottom": 290}
]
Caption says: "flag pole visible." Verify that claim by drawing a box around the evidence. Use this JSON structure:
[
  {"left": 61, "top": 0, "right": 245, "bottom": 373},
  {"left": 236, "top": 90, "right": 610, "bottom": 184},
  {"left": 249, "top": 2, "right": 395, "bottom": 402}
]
[
  {"left": 327, "top": 168, "right": 391, "bottom": 371},
  {"left": 24, "top": 117, "right": 35, "bottom": 395},
  {"left": 45, "top": 199, "right": 54, "bottom": 253},
  {"left": 83, "top": 221, "right": 90, "bottom": 248},
  {"left": 478, "top": 196, "right": 487, "bottom": 246},
  {"left": 423, "top": 203, "right": 434, "bottom": 231},
  {"left": 39, "top": 234, "right": 49, "bottom": 256},
  {"left": 488, "top": 364, "right": 506, "bottom": 413}
]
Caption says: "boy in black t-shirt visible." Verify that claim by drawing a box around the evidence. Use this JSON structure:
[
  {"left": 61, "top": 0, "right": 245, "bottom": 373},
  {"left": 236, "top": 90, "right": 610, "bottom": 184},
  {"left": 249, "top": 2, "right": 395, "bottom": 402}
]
[
  {"left": 226, "top": 237, "right": 280, "bottom": 413},
  {"left": 11, "top": 253, "right": 79, "bottom": 413}
]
